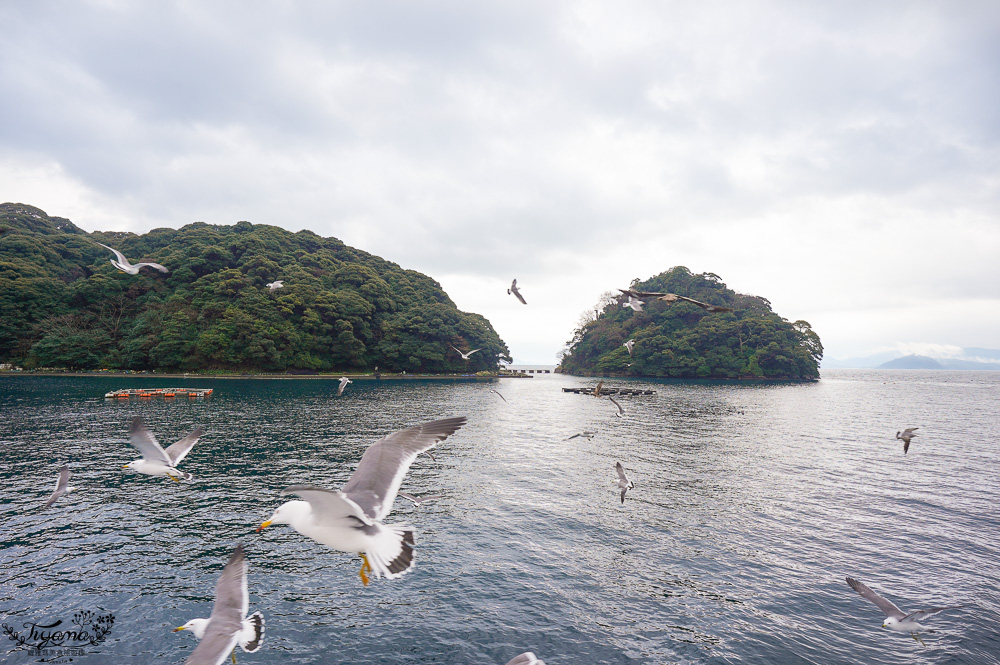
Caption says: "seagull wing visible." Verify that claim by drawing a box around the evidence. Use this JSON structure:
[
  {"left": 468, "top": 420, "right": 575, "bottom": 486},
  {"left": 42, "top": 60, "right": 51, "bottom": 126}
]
[
  {"left": 903, "top": 428, "right": 919, "bottom": 436},
  {"left": 609, "top": 396, "right": 624, "bottom": 416},
  {"left": 902, "top": 605, "right": 967, "bottom": 623},
  {"left": 505, "top": 653, "right": 545, "bottom": 665},
  {"left": 132, "top": 261, "right": 170, "bottom": 273},
  {"left": 672, "top": 294, "right": 733, "bottom": 312},
  {"left": 340, "top": 416, "right": 467, "bottom": 521},
  {"left": 282, "top": 485, "right": 371, "bottom": 527},
  {"left": 42, "top": 465, "right": 71, "bottom": 508},
  {"left": 164, "top": 428, "right": 205, "bottom": 466},
  {"left": 491, "top": 390, "right": 508, "bottom": 403},
  {"left": 467, "top": 348, "right": 482, "bottom": 356},
  {"left": 509, "top": 280, "right": 527, "bottom": 304},
  {"left": 128, "top": 418, "right": 172, "bottom": 465},
  {"left": 95, "top": 242, "right": 129, "bottom": 267},
  {"left": 846, "top": 577, "right": 906, "bottom": 620},
  {"left": 615, "top": 462, "right": 630, "bottom": 484}
]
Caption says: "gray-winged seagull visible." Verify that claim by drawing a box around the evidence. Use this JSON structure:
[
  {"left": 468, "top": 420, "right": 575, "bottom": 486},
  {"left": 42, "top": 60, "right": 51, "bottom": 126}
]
[
  {"left": 846, "top": 576, "right": 966, "bottom": 645},
  {"left": 121, "top": 417, "right": 205, "bottom": 482},
  {"left": 95, "top": 242, "right": 169, "bottom": 275}
]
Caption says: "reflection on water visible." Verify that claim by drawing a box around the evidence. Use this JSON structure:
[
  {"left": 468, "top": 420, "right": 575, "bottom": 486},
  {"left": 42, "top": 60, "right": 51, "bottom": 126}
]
[{"left": 1, "top": 370, "right": 999, "bottom": 664}]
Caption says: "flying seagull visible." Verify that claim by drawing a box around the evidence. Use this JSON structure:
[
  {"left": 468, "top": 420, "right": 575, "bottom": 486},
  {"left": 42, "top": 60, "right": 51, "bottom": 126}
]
[
  {"left": 450, "top": 345, "right": 482, "bottom": 360},
  {"left": 174, "top": 544, "right": 264, "bottom": 665},
  {"left": 619, "top": 289, "right": 732, "bottom": 313},
  {"left": 609, "top": 396, "right": 625, "bottom": 418},
  {"left": 622, "top": 296, "right": 644, "bottom": 312},
  {"left": 490, "top": 389, "right": 508, "bottom": 403},
  {"left": 623, "top": 339, "right": 635, "bottom": 356},
  {"left": 265, "top": 280, "right": 284, "bottom": 292},
  {"left": 508, "top": 279, "right": 527, "bottom": 305},
  {"left": 592, "top": 380, "right": 604, "bottom": 397},
  {"left": 122, "top": 417, "right": 205, "bottom": 482},
  {"left": 615, "top": 462, "right": 634, "bottom": 503},
  {"left": 42, "top": 465, "right": 74, "bottom": 509},
  {"left": 397, "top": 492, "right": 443, "bottom": 507},
  {"left": 895, "top": 428, "right": 918, "bottom": 454},
  {"left": 566, "top": 430, "right": 597, "bottom": 440},
  {"left": 845, "top": 576, "right": 966, "bottom": 646},
  {"left": 95, "top": 241, "right": 169, "bottom": 275},
  {"left": 258, "top": 416, "right": 467, "bottom": 585},
  {"left": 505, "top": 653, "right": 545, "bottom": 665},
  {"left": 337, "top": 377, "right": 352, "bottom": 396}
]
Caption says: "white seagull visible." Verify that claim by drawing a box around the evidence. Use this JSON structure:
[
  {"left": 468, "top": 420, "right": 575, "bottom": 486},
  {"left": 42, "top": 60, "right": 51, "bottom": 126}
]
[
  {"left": 619, "top": 289, "right": 733, "bottom": 313},
  {"left": 397, "top": 492, "right": 444, "bottom": 507},
  {"left": 505, "top": 653, "right": 545, "bottom": 665},
  {"left": 258, "top": 416, "right": 467, "bottom": 585},
  {"left": 490, "top": 389, "right": 508, "bottom": 403},
  {"left": 895, "top": 427, "right": 918, "bottom": 454},
  {"left": 623, "top": 339, "right": 635, "bottom": 356},
  {"left": 96, "top": 242, "right": 169, "bottom": 275},
  {"left": 846, "top": 576, "right": 966, "bottom": 645},
  {"left": 622, "top": 296, "right": 644, "bottom": 312},
  {"left": 265, "top": 280, "right": 283, "bottom": 292},
  {"left": 121, "top": 417, "right": 205, "bottom": 482},
  {"left": 42, "top": 465, "right": 74, "bottom": 509},
  {"left": 508, "top": 279, "right": 527, "bottom": 305},
  {"left": 615, "top": 462, "right": 634, "bottom": 503},
  {"left": 174, "top": 544, "right": 264, "bottom": 665},
  {"left": 450, "top": 345, "right": 482, "bottom": 360},
  {"left": 337, "top": 376, "right": 352, "bottom": 396}
]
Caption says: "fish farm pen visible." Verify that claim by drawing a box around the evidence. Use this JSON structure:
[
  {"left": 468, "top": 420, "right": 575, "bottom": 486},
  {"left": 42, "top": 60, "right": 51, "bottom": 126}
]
[
  {"left": 104, "top": 388, "right": 214, "bottom": 399},
  {"left": 562, "top": 387, "right": 656, "bottom": 395}
]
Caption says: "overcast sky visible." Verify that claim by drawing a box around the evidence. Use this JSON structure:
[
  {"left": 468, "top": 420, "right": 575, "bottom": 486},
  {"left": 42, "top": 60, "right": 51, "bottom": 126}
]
[{"left": 3, "top": 1, "right": 998, "bottom": 364}]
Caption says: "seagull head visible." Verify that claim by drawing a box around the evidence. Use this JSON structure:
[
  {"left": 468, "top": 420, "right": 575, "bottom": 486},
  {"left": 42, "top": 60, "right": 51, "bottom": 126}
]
[
  {"left": 257, "top": 500, "right": 310, "bottom": 532},
  {"left": 173, "top": 618, "right": 209, "bottom": 638},
  {"left": 121, "top": 461, "right": 138, "bottom": 472}
]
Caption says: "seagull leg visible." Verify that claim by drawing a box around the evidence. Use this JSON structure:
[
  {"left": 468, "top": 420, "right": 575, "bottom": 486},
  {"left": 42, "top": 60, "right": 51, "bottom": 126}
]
[
  {"left": 912, "top": 632, "right": 926, "bottom": 646},
  {"left": 167, "top": 473, "right": 181, "bottom": 483},
  {"left": 359, "top": 553, "right": 372, "bottom": 586},
  {"left": 231, "top": 649, "right": 237, "bottom": 664}
]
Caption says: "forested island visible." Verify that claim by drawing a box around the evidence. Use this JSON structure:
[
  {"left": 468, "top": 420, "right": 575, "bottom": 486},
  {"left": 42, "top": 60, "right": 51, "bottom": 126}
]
[
  {"left": 558, "top": 267, "right": 822, "bottom": 380},
  {"left": 0, "top": 203, "right": 510, "bottom": 373}
]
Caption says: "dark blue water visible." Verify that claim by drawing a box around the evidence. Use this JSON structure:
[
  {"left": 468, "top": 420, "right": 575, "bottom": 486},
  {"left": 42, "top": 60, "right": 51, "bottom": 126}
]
[{"left": 2, "top": 371, "right": 999, "bottom": 664}]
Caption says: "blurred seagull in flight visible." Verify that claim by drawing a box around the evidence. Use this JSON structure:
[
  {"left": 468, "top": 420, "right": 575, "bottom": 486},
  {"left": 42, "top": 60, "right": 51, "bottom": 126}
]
[
  {"left": 42, "top": 465, "right": 74, "bottom": 509},
  {"left": 95, "top": 242, "right": 169, "bottom": 275},
  {"left": 121, "top": 417, "right": 205, "bottom": 482},
  {"left": 337, "top": 376, "right": 352, "bottom": 396},
  {"left": 173, "top": 544, "right": 264, "bottom": 664},
  {"left": 450, "top": 345, "right": 482, "bottom": 360},
  {"left": 846, "top": 576, "right": 966, "bottom": 646},
  {"left": 265, "top": 280, "right": 284, "bottom": 291},
  {"left": 609, "top": 396, "right": 625, "bottom": 418},
  {"left": 566, "top": 430, "right": 597, "bottom": 440},
  {"left": 257, "top": 417, "right": 467, "bottom": 585},
  {"left": 505, "top": 653, "right": 545, "bottom": 665},
  {"left": 619, "top": 289, "right": 732, "bottom": 313},
  {"left": 623, "top": 339, "right": 635, "bottom": 356},
  {"left": 623, "top": 296, "right": 644, "bottom": 312},
  {"left": 615, "top": 462, "right": 634, "bottom": 503},
  {"left": 895, "top": 428, "right": 918, "bottom": 454},
  {"left": 508, "top": 279, "right": 527, "bottom": 304},
  {"left": 397, "top": 492, "right": 443, "bottom": 507},
  {"left": 490, "top": 389, "right": 508, "bottom": 403}
]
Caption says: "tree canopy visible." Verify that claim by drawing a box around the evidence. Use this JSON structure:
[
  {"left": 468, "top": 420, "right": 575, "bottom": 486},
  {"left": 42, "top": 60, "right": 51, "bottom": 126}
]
[
  {"left": 0, "top": 203, "right": 510, "bottom": 373},
  {"left": 558, "top": 267, "right": 822, "bottom": 380}
]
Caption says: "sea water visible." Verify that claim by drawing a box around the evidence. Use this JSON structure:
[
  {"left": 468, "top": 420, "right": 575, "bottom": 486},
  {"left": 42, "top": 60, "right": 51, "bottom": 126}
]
[{"left": 1, "top": 370, "right": 998, "bottom": 664}]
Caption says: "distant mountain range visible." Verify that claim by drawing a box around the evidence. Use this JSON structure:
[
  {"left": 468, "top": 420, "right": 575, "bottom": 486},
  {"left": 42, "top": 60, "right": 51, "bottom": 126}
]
[{"left": 823, "top": 347, "right": 1000, "bottom": 370}]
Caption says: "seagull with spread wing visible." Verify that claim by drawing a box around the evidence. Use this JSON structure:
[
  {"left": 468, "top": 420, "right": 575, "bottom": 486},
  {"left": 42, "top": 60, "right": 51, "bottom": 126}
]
[
  {"left": 450, "top": 345, "right": 482, "bottom": 360},
  {"left": 619, "top": 289, "right": 732, "bottom": 313},
  {"left": 615, "top": 462, "right": 634, "bottom": 503},
  {"left": 508, "top": 279, "right": 527, "bottom": 304},
  {"left": 174, "top": 544, "right": 264, "bottom": 665},
  {"left": 337, "top": 376, "right": 352, "bottom": 396},
  {"left": 846, "top": 576, "right": 966, "bottom": 645},
  {"left": 121, "top": 417, "right": 205, "bottom": 482},
  {"left": 257, "top": 416, "right": 467, "bottom": 585},
  {"left": 42, "top": 465, "right": 74, "bottom": 509},
  {"left": 265, "top": 280, "right": 283, "bottom": 292},
  {"left": 95, "top": 242, "right": 169, "bottom": 275},
  {"left": 895, "top": 427, "right": 918, "bottom": 454}
]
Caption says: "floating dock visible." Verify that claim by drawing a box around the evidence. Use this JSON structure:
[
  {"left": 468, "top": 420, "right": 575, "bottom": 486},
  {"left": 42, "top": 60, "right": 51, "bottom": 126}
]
[
  {"left": 104, "top": 388, "right": 213, "bottom": 399},
  {"left": 563, "top": 387, "right": 655, "bottom": 395}
]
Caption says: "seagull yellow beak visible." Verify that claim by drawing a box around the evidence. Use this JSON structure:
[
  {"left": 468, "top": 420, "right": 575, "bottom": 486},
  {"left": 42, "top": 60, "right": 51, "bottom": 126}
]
[
  {"left": 256, "top": 520, "right": 272, "bottom": 533},
  {"left": 121, "top": 464, "right": 129, "bottom": 469},
  {"left": 172, "top": 626, "right": 186, "bottom": 632}
]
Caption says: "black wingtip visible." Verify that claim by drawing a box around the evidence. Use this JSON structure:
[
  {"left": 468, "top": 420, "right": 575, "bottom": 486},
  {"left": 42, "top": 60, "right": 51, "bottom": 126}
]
[{"left": 386, "top": 531, "right": 416, "bottom": 575}]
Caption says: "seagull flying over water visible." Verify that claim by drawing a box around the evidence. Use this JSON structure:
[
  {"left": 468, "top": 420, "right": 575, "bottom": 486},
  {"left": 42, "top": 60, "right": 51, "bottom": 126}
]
[
  {"left": 42, "top": 465, "right": 74, "bottom": 509},
  {"left": 450, "top": 345, "right": 482, "bottom": 360},
  {"left": 566, "top": 430, "right": 597, "bottom": 440},
  {"left": 258, "top": 416, "right": 467, "bottom": 585},
  {"left": 623, "top": 339, "right": 635, "bottom": 356},
  {"left": 397, "top": 492, "right": 443, "bottom": 507},
  {"left": 337, "top": 376, "right": 352, "bottom": 396},
  {"left": 121, "top": 417, "right": 205, "bottom": 482},
  {"left": 609, "top": 396, "right": 625, "bottom": 418},
  {"left": 490, "top": 389, "right": 508, "bottom": 403},
  {"left": 174, "top": 544, "right": 264, "bottom": 665},
  {"left": 95, "top": 242, "right": 169, "bottom": 275},
  {"left": 265, "top": 280, "right": 284, "bottom": 292},
  {"left": 895, "top": 428, "right": 918, "bottom": 454},
  {"left": 508, "top": 279, "right": 527, "bottom": 304},
  {"left": 845, "top": 576, "right": 966, "bottom": 646},
  {"left": 505, "top": 653, "right": 545, "bottom": 665},
  {"left": 615, "top": 462, "right": 634, "bottom": 503},
  {"left": 619, "top": 289, "right": 732, "bottom": 313}
]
